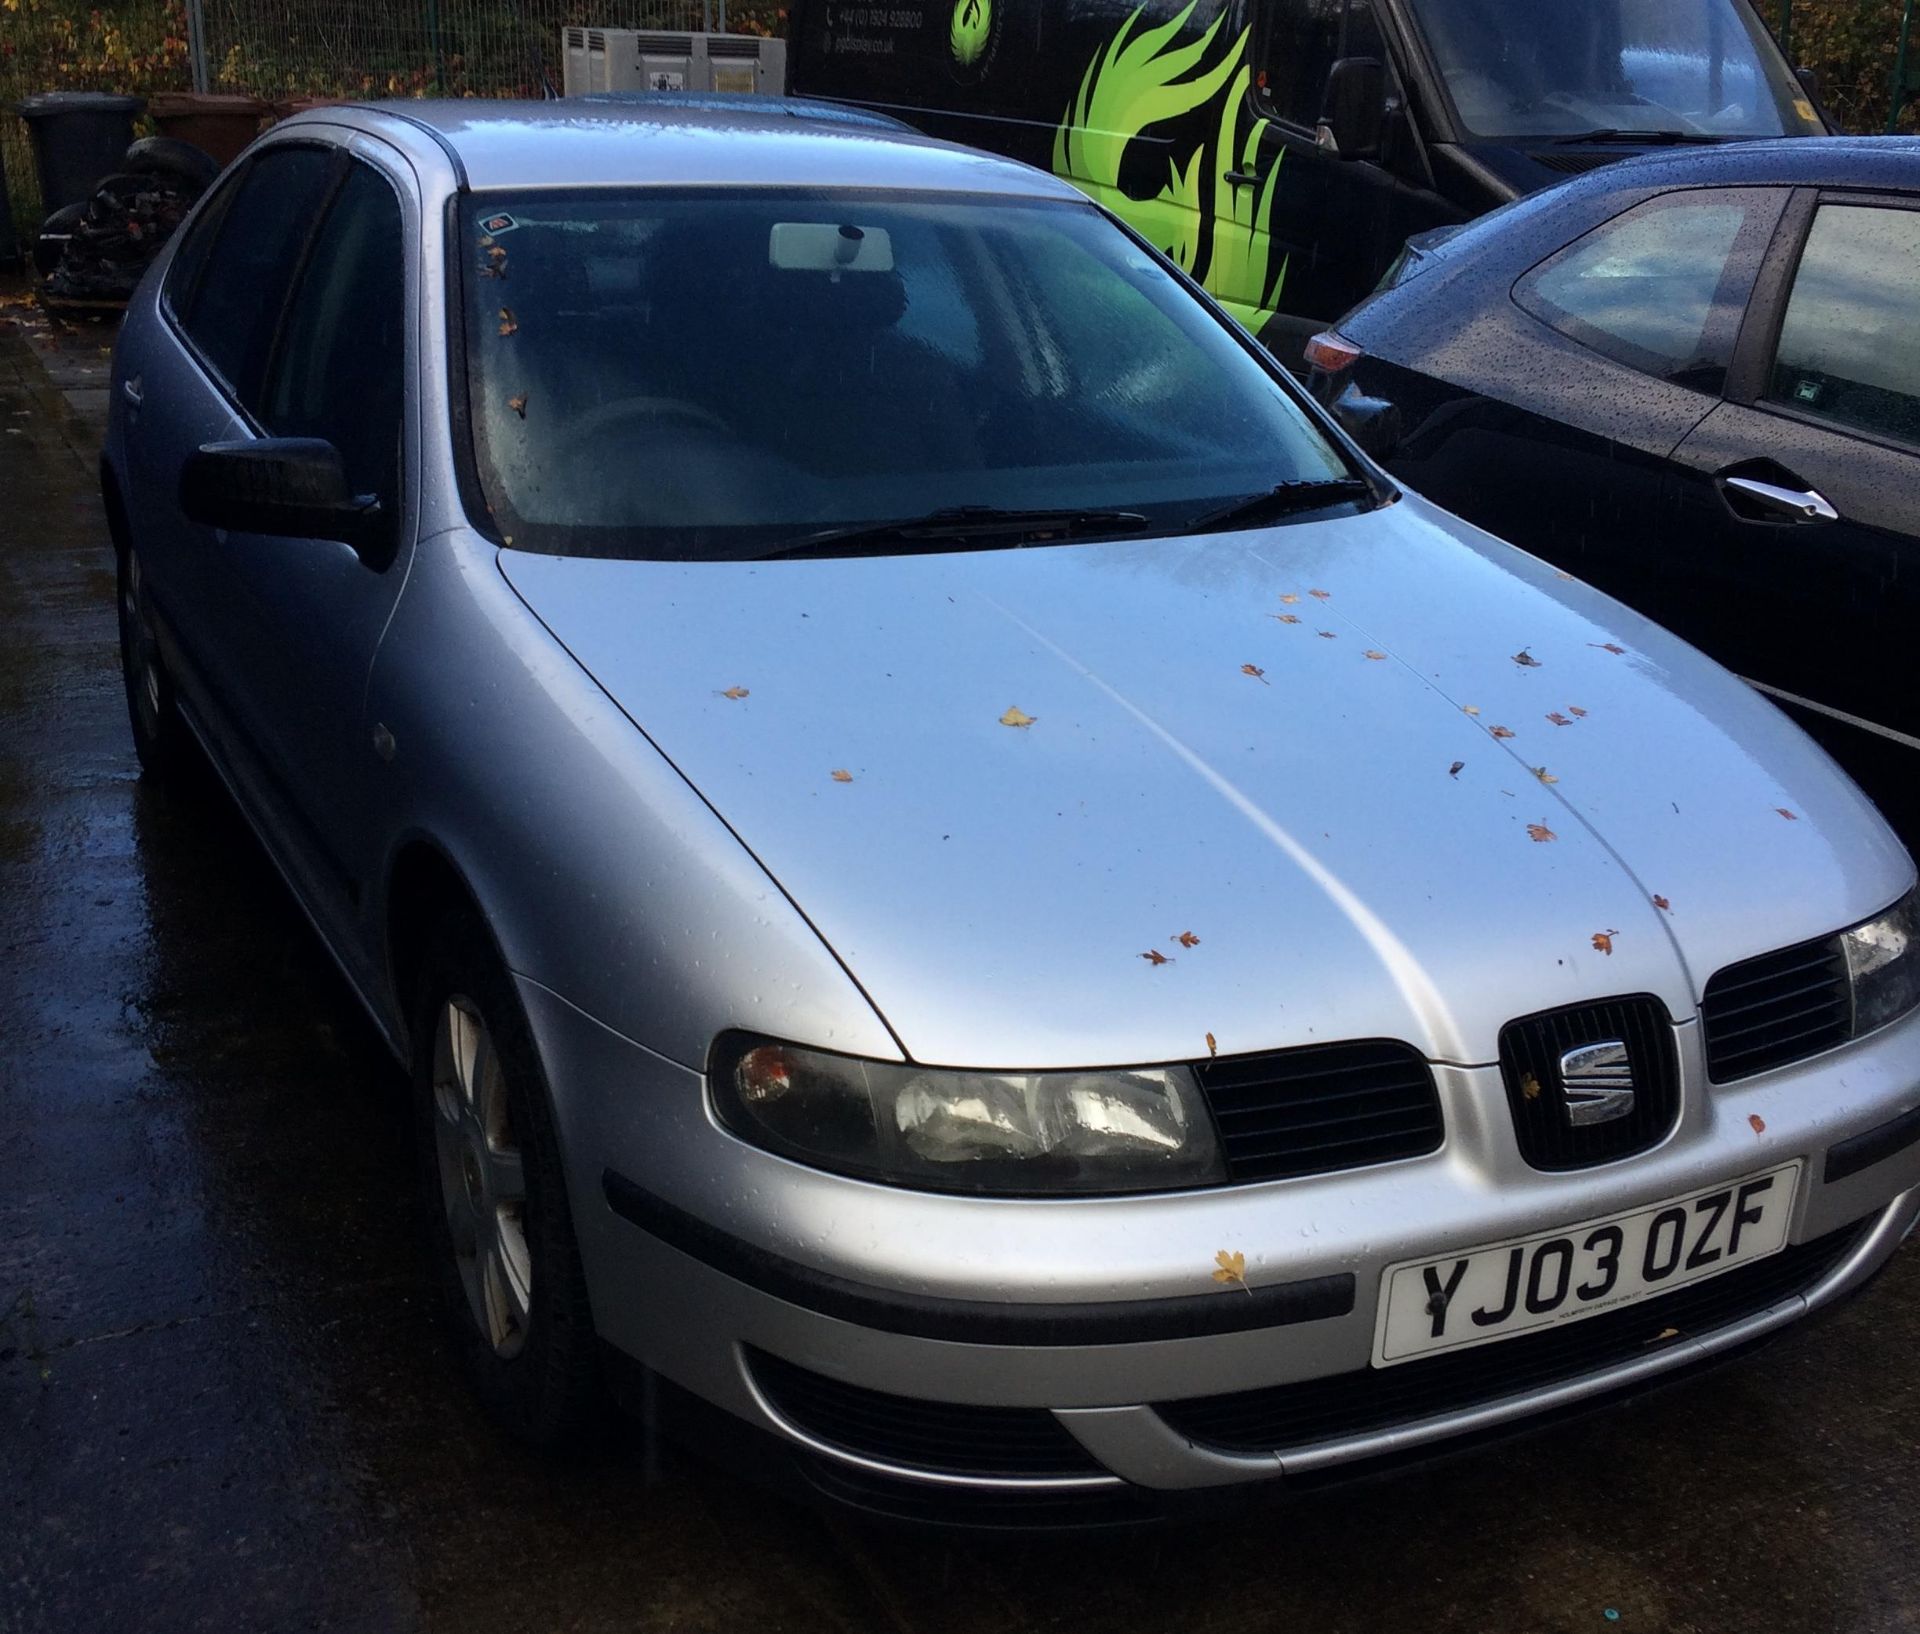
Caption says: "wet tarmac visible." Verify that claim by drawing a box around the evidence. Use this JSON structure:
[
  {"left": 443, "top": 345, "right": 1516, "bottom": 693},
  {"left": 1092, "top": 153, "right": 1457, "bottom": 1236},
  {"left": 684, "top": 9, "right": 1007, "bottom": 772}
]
[{"left": 4, "top": 308, "right": 1920, "bottom": 1634}]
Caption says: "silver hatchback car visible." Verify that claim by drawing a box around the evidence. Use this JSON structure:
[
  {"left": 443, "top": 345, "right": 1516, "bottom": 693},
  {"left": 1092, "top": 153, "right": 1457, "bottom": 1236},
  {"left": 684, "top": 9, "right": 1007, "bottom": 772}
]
[{"left": 103, "top": 98, "right": 1920, "bottom": 1521}]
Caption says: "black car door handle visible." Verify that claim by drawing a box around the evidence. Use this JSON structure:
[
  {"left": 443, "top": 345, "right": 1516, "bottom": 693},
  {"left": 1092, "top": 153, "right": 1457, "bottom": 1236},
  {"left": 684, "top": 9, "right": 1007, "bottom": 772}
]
[
  {"left": 1222, "top": 169, "right": 1261, "bottom": 188},
  {"left": 1719, "top": 474, "right": 1840, "bottom": 525},
  {"left": 121, "top": 377, "right": 143, "bottom": 407}
]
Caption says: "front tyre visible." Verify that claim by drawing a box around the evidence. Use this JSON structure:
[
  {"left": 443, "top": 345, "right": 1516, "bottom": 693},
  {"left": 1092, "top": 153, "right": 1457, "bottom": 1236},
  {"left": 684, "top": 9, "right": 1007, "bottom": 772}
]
[
  {"left": 414, "top": 915, "right": 601, "bottom": 1448},
  {"left": 115, "top": 544, "right": 191, "bottom": 780}
]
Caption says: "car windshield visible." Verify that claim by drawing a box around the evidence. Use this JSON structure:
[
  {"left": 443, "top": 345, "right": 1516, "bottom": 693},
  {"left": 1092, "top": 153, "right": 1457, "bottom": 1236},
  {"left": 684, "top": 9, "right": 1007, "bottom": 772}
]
[
  {"left": 1405, "top": 0, "right": 1820, "bottom": 140},
  {"left": 456, "top": 189, "right": 1355, "bottom": 560}
]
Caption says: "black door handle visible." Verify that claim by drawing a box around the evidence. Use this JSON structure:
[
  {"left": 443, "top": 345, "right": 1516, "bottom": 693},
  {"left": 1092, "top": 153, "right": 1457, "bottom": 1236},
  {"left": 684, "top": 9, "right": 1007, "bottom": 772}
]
[{"left": 1222, "top": 169, "right": 1261, "bottom": 188}]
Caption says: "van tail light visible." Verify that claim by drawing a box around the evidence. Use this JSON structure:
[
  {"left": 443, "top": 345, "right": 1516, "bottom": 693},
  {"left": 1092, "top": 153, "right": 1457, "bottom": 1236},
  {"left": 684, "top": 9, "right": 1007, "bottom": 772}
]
[{"left": 1304, "top": 331, "right": 1363, "bottom": 374}]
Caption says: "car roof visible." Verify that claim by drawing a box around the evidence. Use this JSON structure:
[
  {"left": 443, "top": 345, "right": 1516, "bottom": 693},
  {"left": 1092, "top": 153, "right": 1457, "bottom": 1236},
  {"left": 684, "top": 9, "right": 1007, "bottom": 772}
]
[
  {"left": 1552, "top": 134, "right": 1920, "bottom": 199},
  {"left": 289, "top": 96, "right": 1087, "bottom": 200}
]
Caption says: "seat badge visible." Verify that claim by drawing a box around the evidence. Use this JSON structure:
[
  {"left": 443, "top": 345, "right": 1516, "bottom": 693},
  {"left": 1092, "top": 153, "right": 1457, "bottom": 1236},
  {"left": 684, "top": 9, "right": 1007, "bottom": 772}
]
[{"left": 1559, "top": 1040, "right": 1636, "bottom": 1127}]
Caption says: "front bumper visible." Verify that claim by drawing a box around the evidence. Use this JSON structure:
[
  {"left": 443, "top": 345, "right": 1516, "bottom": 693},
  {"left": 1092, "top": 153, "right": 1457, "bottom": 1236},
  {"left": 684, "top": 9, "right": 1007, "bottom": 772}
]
[{"left": 523, "top": 981, "right": 1920, "bottom": 1502}]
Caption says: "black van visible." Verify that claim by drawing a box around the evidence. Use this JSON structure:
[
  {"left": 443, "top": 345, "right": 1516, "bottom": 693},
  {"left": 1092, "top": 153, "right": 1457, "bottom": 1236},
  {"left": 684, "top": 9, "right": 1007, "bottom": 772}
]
[{"left": 788, "top": 0, "right": 1827, "bottom": 359}]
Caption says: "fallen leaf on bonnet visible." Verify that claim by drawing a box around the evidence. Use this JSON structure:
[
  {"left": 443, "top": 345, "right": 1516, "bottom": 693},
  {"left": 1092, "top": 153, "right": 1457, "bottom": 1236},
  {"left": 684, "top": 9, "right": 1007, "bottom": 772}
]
[
  {"left": 1141, "top": 949, "right": 1171, "bottom": 967},
  {"left": 830, "top": 769, "right": 853, "bottom": 783},
  {"left": 1513, "top": 649, "right": 1542, "bottom": 668},
  {"left": 1590, "top": 642, "right": 1626, "bottom": 655},
  {"left": 1241, "top": 663, "right": 1269, "bottom": 684},
  {"left": 1776, "top": 807, "right": 1798, "bottom": 821},
  {"left": 1449, "top": 760, "right": 1464, "bottom": 778},
  {"left": 1205, "top": 1032, "right": 1218, "bottom": 1057},
  {"left": 1533, "top": 766, "right": 1559, "bottom": 785},
  {"left": 1000, "top": 705, "right": 1036, "bottom": 728},
  {"left": 1309, "top": 588, "right": 1331, "bottom": 600},
  {"left": 1653, "top": 894, "right": 1671, "bottom": 911},
  {"left": 497, "top": 307, "right": 518, "bottom": 337},
  {"left": 1175, "top": 931, "right": 1201, "bottom": 949},
  {"left": 720, "top": 686, "right": 749, "bottom": 700},
  {"left": 1555, "top": 570, "right": 1575, "bottom": 581},
  {"left": 1462, "top": 704, "right": 1481, "bottom": 716},
  {"left": 1570, "top": 705, "right": 1589, "bottom": 718},
  {"left": 1490, "top": 725, "right": 1516, "bottom": 740},
  {"left": 1592, "top": 930, "right": 1617, "bottom": 955},
  {"left": 507, "top": 393, "right": 527, "bottom": 417},
  {"left": 1270, "top": 613, "right": 1302, "bottom": 625},
  {"left": 1213, "top": 1250, "right": 1247, "bottom": 1286},
  {"left": 1520, "top": 1071, "right": 1542, "bottom": 1101},
  {"left": 1317, "top": 630, "right": 1338, "bottom": 640},
  {"left": 487, "top": 244, "right": 507, "bottom": 262},
  {"left": 1547, "top": 712, "right": 1571, "bottom": 726},
  {"left": 478, "top": 235, "right": 495, "bottom": 248},
  {"left": 1363, "top": 650, "right": 1388, "bottom": 662},
  {"left": 1528, "top": 823, "right": 1557, "bottom": 843},
  {"left": 1652, "top": 1327, "right": 1681, "bottom": 1342},
  {"left": 1749, "top": 1114, "right": 1767, "bottom": 1135},
  {"left": 1280, "top": 593, "right": 1301, "bottom": 605}
]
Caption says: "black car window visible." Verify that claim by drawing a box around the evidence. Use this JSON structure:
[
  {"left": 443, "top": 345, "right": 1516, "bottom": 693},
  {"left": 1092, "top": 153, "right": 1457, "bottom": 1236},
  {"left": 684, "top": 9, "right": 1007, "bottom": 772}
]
[
  {"left": 1258, "top": 0, "right": 1346, "bottom": 128},
  {"left": 259, "top": 159, "right": 406, "bottom": 525},
  {"left": 176, "top": 144, "right": 337, "bottom": 410},
  {"left": 161, "top": 163, "right": 245, "bottom": 317},
  {"left": 1767, "top": 204, "right": 1920, "bottom": 449},
  {"left": 1514, "top": 189, "right": 1779, "bottom": 393}
]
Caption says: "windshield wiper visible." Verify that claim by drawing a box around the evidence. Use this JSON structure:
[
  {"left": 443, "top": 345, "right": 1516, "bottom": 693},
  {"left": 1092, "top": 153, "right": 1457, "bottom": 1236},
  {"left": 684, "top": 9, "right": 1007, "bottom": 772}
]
[
  {"left": 759, "top": 505, "right": 1151, "bottom": 561},
  {"left": 1186, "top": 477, "right": 1374, "bottom": 535},
  {"left": 1552, "top": 128, "right": 1720, "bottom": 145}
]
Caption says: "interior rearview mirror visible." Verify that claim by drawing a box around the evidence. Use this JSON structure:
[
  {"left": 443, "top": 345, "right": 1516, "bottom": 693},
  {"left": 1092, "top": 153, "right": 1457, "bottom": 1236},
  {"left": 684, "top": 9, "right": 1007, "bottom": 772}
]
[
  {"left": 1323, "top": 57, "right": 1387, "bottom": 161},
  {"left": 180, "top": 439, "right": 385, "bottom": 554}
]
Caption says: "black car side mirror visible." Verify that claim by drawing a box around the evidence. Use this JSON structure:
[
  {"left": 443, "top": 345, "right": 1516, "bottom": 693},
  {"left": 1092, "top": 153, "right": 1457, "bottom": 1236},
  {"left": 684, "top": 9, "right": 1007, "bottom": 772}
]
[
  {"left": 1322, "top": 57, "right": 1387, "bottom": 161},
  {"left": 180, "top": 439, "right": 385, "bottom": 554}
]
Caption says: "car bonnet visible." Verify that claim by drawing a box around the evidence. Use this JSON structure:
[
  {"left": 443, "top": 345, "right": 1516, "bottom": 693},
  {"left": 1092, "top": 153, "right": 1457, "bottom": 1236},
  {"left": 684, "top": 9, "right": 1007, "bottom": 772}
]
[{"left": 498, "top": 498, "right": 1911, "bottom": 1070}]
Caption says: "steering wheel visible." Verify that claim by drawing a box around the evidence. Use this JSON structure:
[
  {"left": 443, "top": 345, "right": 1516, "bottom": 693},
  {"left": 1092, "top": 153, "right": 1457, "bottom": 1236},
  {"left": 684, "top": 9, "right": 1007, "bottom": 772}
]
[{"left": 565, "top": 395, "right": 732, "bottom": 445}]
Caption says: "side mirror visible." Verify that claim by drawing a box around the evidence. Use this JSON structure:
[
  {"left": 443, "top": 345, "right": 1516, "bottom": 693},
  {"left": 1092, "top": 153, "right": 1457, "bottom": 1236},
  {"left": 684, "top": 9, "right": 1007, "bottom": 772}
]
[
  {"left": 180, "top": 439, "right": 384, "bottom": 551},
  {"left": 1322, "top": 57, "right": 1387, "bottom": 161},
  {"left": 1795, "top": 66, "right": 1821, "bottom": 99}
]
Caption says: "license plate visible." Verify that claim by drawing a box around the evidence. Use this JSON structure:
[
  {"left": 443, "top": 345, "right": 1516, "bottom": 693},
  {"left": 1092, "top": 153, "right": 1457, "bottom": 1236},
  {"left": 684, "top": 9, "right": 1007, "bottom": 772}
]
[{"left": 1372, "top": 1163, "right": 1802, "bottom": 1367}]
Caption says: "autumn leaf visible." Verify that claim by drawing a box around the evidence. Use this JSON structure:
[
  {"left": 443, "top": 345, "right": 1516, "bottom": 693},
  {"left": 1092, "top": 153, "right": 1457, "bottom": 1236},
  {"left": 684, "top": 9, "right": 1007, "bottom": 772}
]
[
  {"left": 1317, "top": 630, "right": 1338, "bottom": 640},
  {"left": 1363, "top": 650, "right": 1388, "bottom": 662},
  {"left": 719, "top": 686, "right": 749, "bottom": 700},
  {"left": 1513, "top": 649, "right": 1542, "bottom": 668},
  {"left": 1000, "top": 706, "right": 1036, "bottom": 728},
  {"left": 1175, "top": 931, "right": 1201, "bottom": 949},
  {"left": 1652, "top": 1327, "right": 1680, "bottom": 1342},
  {"left": 1308, "top": 588, "right": 1331, "bottom": 600},
  {"left": 1241, "top": 663, "right": 1269, "bottom": 684},
  {"left": 1592, "top": 929, "right": 1617, "bottom": 955},
  {"left": 1652, "top": 894, "right": 1671, "bottom": 912},
  {"left": 1270, "top": 613, "right": 1302, "bottom": 625},
  {"left": 1554, "top": 569, "right": 1575, "bottom": 581},
  {"left": 1212, "top": 1249, "right": 1247, "bottom": 1286},
  {"left": 1546, "top": 712, "right": 1571, "bottom": 726},
  {"left": 1590, "top": 642, "right": 1626, "bottom": 655},
  {"left": 1749, "top": 1114, "right": 1767, "bottom": 1135},
  {"left": 830, "top": 769, "right": 853, "bottom": 783},
  {"left": 1520, "top": 1071, "right": 1542, "bottom": 1101},
  {"left": 1533, "top": 766, "right": 1559, "bottom": 785},
  {"left": 478, "top": 235, "right": 495, "bottom": 248},
  {"left": 1775, "top": 807, "right": 1798, "bottom": 821},
  {"left": 1141, "top": 949, "right": 1171, "bottom": 966},
  {"left": 487, "top": 244, "right": 507, "bottom": 262},
  {"left": 1205, "top": 1031, "right": 1218, "bottom": 1057},
  {"left": 1569, "top": 705, "right": 1589, "bottom": 718},
  {"left": 1448, "top": 760, "right": 1464, "bottom": 778},
  {"left": 1490, "top": 724, "right": 1516, "bottom": 740},
  {"left": 1279, "top": 593, "right": 1300, "bottom": 604},
  {"left": 497, "top": 307, "right": 518, "bottom": 337},
  {"left": 507, "top": 393, "right": 528, "bottom": 418},
  {"left": 1527, "top": 823, "right": 1557, "bottom": 843},
  {"left": 1462, "top": 704, "right": 1481, "bottom": 716}
]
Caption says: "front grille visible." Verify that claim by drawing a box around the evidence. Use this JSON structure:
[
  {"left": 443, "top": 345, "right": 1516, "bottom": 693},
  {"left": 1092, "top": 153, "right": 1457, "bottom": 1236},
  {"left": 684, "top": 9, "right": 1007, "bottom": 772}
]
[
  {"left": 1195, "top": 1041, "right": 1443, "bottom": 1184},
  {"left": 1702, "top": 935, "right": 1850, "bottom": 1082},
  {"left": 1157, "top": 1219, "right": 1869, "bottom": 1455},
  {"left": 1500, "top": 996, "right": 1679, "bottom": 1170},
  {"left": 748, "top": 1349, "right": 1102, "bottom": 1478}
]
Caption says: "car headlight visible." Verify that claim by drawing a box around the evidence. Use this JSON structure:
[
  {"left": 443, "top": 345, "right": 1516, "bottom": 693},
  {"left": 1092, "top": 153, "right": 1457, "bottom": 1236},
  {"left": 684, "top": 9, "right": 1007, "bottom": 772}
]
[
  {"left": 709, "top": 1036, "right": 1227, "bottom": 1195},
  {"left": 1844, "top": 892, "right": 1920, "bottom": 1037}
]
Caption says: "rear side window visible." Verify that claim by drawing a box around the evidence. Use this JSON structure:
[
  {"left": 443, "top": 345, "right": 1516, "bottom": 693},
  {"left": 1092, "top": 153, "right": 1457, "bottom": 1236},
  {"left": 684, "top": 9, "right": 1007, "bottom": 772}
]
[
  {"left": 175, "top": 144, "right": 337, "bottom": 408},
  {"left": 259, "top": 161, "right": 406, "bottom": 513},
  {"left": 1515, "top": 189, "right": 1780, "bottom": 393},
  {"left": 1767, "top": 204, "right": 1920, "bottom": 448}
]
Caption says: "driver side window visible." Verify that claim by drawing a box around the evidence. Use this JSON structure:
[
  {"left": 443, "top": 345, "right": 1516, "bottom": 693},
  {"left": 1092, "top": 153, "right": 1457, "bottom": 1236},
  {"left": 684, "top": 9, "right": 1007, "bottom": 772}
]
[{"left": 1257, "top": 0, "right": 1345, "bottom": 129}]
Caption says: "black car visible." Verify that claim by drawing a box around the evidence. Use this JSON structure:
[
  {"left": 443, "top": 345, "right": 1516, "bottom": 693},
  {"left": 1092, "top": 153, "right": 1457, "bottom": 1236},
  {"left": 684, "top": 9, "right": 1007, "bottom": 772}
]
[{"left": 1311, "top": 137, "right": 1920, "bottom": 839}]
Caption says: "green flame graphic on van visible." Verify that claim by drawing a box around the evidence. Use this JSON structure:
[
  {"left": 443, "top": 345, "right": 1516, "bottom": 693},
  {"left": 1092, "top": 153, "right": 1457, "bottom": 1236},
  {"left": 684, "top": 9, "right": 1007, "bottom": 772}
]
[
  {"left": 1053, "top": 2, "right": 1287, "bottom": 332},
  {"left": 951, "top": 0, "right": 993, "bottom": 68}
]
